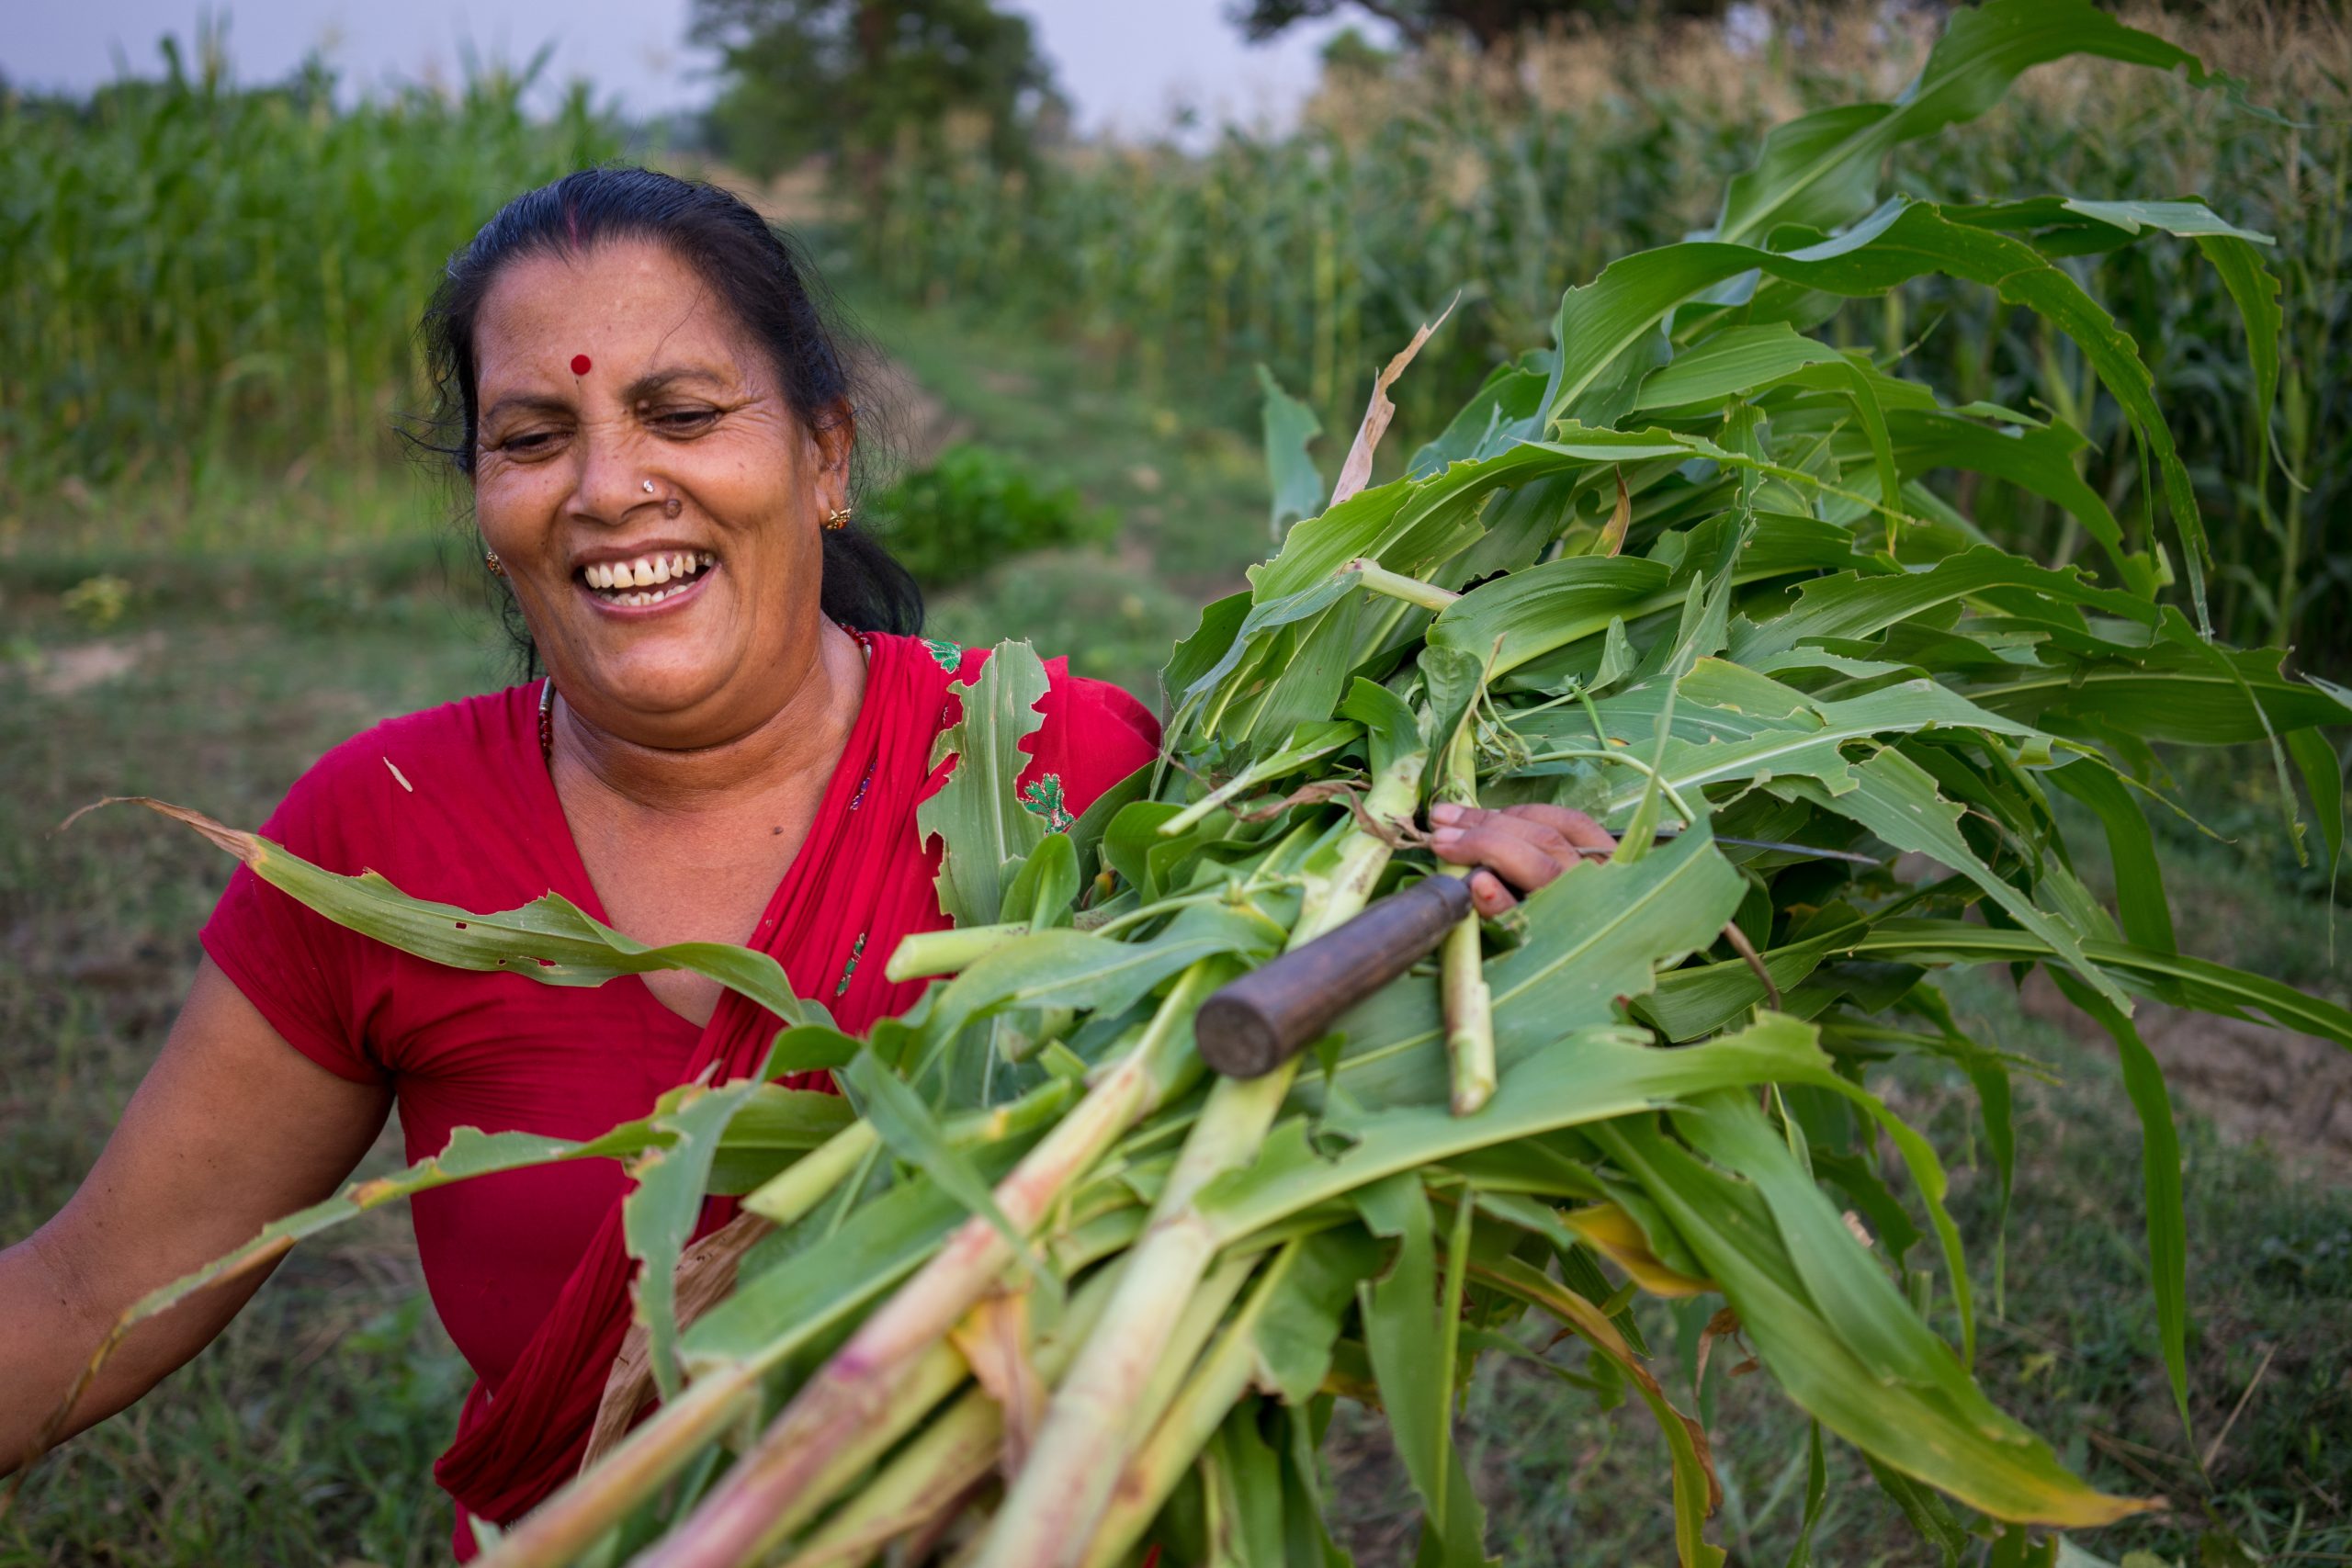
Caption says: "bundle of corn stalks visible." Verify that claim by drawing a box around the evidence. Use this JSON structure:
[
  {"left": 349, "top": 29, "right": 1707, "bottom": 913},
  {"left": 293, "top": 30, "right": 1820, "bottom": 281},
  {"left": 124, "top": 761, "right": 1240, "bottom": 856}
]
[{"left": 47, "top": 3, "right": 2352, "bottom": 1563}]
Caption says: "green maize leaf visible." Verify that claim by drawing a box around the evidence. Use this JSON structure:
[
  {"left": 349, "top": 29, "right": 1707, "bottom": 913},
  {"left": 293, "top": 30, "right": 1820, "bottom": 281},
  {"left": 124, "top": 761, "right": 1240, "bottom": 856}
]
[
  {"left": 1258, "top": 363, "right": 1326, "bottom": 541},
  {"left": 2286, "top": 728, "right": 2346, "bottom": 919},
  {"left": 1534, "top": 197, "right": 2221, "bottom": 624},
  {"left": 1711, "top": 0, "right": 2204, "bottom": 245},
  {"left": 105, "top": 1115, "right": 672, "bottom": 1349},
  {"left": 1676, "top": 1090, "right": 1957, "bottom": 1392},
  {"left": 683, "top": 1128, "right": 1045, "bottom": 1372},
  {"left": 1633, "top": 323, "right": 1853, "bottom": 412},
  {"left": 1405, "top": 352, "right": 1548, "bottom": 477},
  {"left": 1864, "top": 1454, "right": 1973, "bottom": 1566},
  {"left": 926, "top": 905, "right": 1283, "bottom": 1046},
  {"left": 2191, "top": 233, "right": 2286, "bottom": 479},
  {"left": 1159, "top": 719, "right": 1362, "bottom": 839},
  {"left": 1001, "top": 832, "right": 1080, "bottom": 931},
  {"left": 1784, "top": 747, "right": 2132, "bottom": 1010},
  {"left": 1949, "top": 198, "right": 2282, "bottom": 481},
  {"left": 1594, "top": 1104, "right": 2150, "bottom": 1527},
  {"left": 1246, "top": 1225, "right": 1382, "bottom": 1409},
  {"left": 706, "top": 1088, "right": 859, "bottom": 1194},
  {"left": 624, "top": 1081, "right": 762, "bottom": 1402},
  {"left": 1249, "top": 432, "right": 1686, "bottom": 606},
  {"left": 1201, "top": 1403, "right": 1289, "bottom": 1567},
  {"left": 1178, "top": 564, "right": 1363, "bottom": 713},
  {"left": 1965, "top": 643, "right": 2352, "bottom": 743},
  {"left": 757, "top": 1022, "right": 863, "bottom": 1083},
  {"left": 1068, "top": 763, "right": 1152, "bottom": 883},
  {"left": 1340, "top": 675, "right": 1426, "bottom": 775},
  {"left": 1428, "top": 555, "right": 1676, "bottom": 676},
  {"left": 102, "top": 797, "right": 820, "bottom": 1026},
  {"left": 1350, "top": 1174, "right": 1490, "bottom": 1567},
  {"left": 841, "top": 1050, "right": 1056, "bottom": 1304},
  {"left": 921, "top": 640, "right": 1053, "bottom": 927},
  {"left": 2046, "top": 759, "right": 2177, "bottom": 954},
  {"left": 1532, "top": 669, "right": 2057, "bottom": 822},
  {"left": 1210, "top": 584, "right": 1370, "bottom": 749},
  {"left": 1728, "top": 545, "right": 2155, "bottom": 666},
  {"left": 1881, "top": 412, "right": 2132, "bottom": 587},
  {"left": 1955, "top": 196, "right": 2271, "bottom": 253},
  {"left": 2049, "top": 968, "right": 2191, "bottom": 1444},
  {"left": 1204, "top": 1015, "right": 1852, "bottom": 1246},
  {"left": 1273, "top": 1404, "right": 1357, "bottom": 1568},
  {"left": 1165, "top": 589, "right": 1253, "bottom": 711},
  {"left": 1833, "top": 920, "right": 2352, "bottom": 1046}
]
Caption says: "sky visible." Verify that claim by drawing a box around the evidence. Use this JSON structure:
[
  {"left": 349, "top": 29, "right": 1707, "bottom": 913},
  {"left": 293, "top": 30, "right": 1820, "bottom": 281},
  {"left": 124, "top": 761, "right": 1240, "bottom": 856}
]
[{"left": 3, "top": 0, "right": 1387, "bottom": 141}]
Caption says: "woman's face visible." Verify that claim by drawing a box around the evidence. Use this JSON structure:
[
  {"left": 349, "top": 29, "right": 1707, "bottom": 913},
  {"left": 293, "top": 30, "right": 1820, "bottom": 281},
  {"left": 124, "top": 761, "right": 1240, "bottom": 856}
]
[{"left": 470, "top": 239, "right": 850, "bottom": 748}]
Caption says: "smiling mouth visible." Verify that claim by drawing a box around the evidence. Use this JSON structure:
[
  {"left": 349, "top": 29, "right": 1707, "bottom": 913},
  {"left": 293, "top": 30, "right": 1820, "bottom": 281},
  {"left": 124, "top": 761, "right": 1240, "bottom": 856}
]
[{"left": 578, "top": 550, "right": 717, "bottom": 607}]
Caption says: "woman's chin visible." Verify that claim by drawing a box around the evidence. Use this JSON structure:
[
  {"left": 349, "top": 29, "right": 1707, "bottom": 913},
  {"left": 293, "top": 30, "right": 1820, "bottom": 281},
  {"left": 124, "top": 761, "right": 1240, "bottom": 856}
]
[{"left": 565, "top": 656, "right": 748, "bottom": 740}]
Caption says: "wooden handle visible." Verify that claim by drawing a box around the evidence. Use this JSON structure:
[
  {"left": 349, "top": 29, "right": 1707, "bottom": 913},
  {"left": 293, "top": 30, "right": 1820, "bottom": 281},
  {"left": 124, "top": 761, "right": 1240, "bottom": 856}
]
[{"left": 1194, "top": 874, "right": 1475, "bottom": 1078}]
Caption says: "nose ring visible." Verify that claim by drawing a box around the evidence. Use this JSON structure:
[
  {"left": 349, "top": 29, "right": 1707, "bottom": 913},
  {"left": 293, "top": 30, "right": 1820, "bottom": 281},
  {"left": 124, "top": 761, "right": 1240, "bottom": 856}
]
[{"left": 642, "top": 479, "right": 657, "bottom": 494}]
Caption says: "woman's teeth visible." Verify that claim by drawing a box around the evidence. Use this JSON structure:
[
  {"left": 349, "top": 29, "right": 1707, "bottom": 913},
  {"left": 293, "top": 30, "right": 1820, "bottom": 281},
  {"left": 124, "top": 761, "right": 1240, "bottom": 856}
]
[{"left": 582, "top": 550, "right": 716, "bottom": 605}]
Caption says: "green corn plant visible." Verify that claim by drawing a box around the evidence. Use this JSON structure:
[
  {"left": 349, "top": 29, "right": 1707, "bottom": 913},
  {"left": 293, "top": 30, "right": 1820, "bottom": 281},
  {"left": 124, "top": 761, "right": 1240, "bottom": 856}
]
[
  {"left": 0, "top": 22, "right": 619, "bottom": 515},
  {"left": 29, "top": 5, "right": 2352, "bottom": 1563}
]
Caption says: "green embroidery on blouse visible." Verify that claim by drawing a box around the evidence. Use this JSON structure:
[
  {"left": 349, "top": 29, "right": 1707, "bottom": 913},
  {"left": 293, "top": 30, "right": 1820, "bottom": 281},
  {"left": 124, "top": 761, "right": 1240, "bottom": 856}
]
[
  {"left": 923, "top": 637, "right": 964, "bottom": 672},
  {"left": 1020, "top": 773, "right": 1075, "bottom": 834},
  {"left": 834, "top": 932, "right": 866, "bottom": 998}
]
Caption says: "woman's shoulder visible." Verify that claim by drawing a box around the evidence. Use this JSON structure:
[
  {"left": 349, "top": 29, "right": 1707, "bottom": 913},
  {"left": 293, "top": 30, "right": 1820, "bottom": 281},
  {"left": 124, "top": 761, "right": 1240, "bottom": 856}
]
[{"left": 259, "top": 685, "right": 542, "bottom": 853}]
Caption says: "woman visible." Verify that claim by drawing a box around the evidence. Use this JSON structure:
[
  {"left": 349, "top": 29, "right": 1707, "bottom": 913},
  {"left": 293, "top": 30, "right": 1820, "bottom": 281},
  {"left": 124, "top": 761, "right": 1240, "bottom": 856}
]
[{"left": 0, "top": 168, "right": 1600, "bottom": 1551}]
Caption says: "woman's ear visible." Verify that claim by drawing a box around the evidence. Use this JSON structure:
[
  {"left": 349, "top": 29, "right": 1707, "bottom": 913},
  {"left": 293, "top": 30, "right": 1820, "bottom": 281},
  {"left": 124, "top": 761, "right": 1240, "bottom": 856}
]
[{"left": 809, "top": 399, "right": 856, "bottom": 499}]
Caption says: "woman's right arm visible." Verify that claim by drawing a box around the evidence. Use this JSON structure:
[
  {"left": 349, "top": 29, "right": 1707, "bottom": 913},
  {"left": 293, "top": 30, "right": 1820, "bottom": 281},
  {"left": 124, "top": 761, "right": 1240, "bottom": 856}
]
[{"left": 0, "top": 957, "right": 391, "bottom": 1471}]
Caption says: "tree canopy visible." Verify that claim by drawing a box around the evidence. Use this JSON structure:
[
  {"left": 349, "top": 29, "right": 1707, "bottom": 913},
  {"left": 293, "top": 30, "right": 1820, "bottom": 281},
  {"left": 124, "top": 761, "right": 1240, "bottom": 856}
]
[
  {"left": 1228, "top": 0, "right": 1729, "bottom": 51},
  {"left": 692, "top": 0, "right": 1063, "bottom": 182}
]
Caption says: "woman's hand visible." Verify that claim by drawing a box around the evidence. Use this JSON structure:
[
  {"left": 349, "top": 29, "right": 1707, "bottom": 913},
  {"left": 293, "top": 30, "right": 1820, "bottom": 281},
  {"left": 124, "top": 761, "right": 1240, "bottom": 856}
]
[{"left": 1428, "top": 802, "right": 1617, "bottom": 917}]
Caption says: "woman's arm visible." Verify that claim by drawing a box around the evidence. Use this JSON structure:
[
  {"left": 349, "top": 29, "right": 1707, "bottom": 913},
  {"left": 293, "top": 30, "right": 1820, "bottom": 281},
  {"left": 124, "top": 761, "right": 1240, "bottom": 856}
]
[{"left": 0, "top": 958, "right": 391, "bottom": 1471}]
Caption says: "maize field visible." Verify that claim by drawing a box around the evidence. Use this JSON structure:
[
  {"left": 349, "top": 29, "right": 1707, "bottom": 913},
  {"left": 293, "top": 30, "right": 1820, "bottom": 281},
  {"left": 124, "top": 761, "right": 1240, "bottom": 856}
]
[{"left": 29, "top": 3, "right": 2352, "bottom": 1563}]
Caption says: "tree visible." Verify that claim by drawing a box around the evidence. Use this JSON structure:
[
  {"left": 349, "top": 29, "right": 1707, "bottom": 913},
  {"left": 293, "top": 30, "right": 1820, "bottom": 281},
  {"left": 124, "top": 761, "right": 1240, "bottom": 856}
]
[
  {"left": 692, "top": 0, "right": 1064, "bottom": 184},
  {"left": 1227, "top": 0, "right": 1727, "bottom": 53}
]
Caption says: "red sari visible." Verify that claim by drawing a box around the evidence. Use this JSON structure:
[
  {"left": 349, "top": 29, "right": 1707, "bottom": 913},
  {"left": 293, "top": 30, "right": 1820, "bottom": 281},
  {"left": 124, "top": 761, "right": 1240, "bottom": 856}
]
[{"left": 201, "top": 631, "right": 1159, "bottom": 1549}]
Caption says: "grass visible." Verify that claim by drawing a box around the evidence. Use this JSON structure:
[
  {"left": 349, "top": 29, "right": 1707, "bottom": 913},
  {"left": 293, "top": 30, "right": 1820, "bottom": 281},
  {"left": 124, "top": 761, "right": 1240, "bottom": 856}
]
[
  {"left": 1, "top": 593, "right": 492, "bottom": 1567},
  {"left": 4, "top": 302, "right": 2346, "bottom": 1566}
]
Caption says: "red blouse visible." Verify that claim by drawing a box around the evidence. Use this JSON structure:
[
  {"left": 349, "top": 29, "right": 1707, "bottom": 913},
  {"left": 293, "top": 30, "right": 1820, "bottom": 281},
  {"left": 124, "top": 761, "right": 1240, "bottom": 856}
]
[{"left": 200, "top": 632, "right": 1159, "bottom": 1398}]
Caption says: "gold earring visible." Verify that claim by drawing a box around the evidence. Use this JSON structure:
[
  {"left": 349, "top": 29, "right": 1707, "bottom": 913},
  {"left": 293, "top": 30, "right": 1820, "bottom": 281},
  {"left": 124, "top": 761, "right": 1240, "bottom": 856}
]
[
  {"left": 485, "top": 549, "right": 504, "bottom": 577},
  {"left": 823, "top": 506, "right": 853, "bottom": 531}
]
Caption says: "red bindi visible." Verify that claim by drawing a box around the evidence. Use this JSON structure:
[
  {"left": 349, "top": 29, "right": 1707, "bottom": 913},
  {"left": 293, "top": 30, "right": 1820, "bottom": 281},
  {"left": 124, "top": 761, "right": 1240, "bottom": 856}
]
[{"left": 570, "top": 354, "right": 593, "bottom": 376}]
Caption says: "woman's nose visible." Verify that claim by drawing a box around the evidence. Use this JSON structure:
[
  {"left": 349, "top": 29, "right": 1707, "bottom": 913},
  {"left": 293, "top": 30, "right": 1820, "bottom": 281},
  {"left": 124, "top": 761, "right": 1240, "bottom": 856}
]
[{"left": 569, "top": 423, "right": 658, "bottom": 525}]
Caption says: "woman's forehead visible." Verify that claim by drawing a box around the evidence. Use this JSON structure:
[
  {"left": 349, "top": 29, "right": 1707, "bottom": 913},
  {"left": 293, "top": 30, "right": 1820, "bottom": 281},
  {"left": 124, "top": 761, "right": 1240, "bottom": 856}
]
[{"left": 477, "top": 240, "right": 750, "bottom": 378}]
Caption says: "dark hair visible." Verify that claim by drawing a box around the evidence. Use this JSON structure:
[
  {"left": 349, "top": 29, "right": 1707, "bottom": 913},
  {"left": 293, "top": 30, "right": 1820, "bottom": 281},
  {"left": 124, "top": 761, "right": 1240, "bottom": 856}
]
[{"left": 415, "top": 165, "right": 922, "bottom": 657}]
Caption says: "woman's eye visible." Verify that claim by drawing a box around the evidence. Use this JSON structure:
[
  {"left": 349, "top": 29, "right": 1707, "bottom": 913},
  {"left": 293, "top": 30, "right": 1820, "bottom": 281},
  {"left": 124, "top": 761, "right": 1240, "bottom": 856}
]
[
  {"left": 496, "top": 430, "right": 560, "bottom": 455},
  {"left": 651, "top": 407, "right": 719, "bottom": 434}
]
